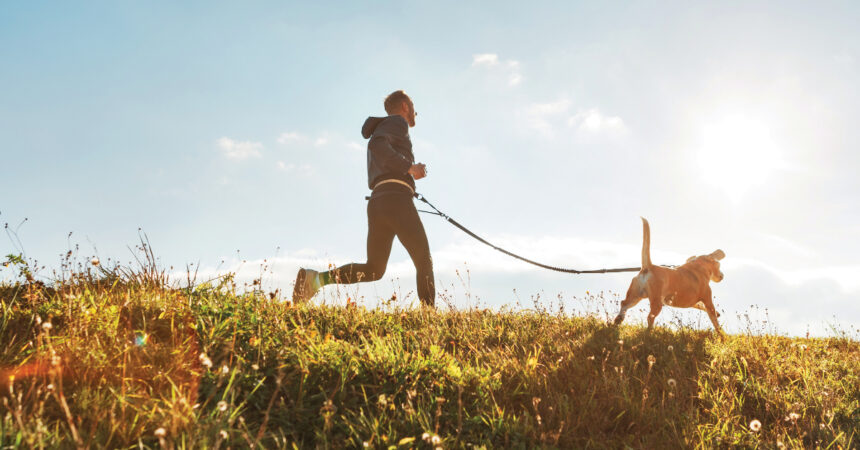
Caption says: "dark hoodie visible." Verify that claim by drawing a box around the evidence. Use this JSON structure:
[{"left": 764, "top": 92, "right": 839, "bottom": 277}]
[{"left": 362, "top": 115, "right": 415, "bottom": 191}]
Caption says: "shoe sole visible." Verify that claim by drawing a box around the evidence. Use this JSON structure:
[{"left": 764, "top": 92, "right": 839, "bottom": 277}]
[{"left": 292, "top": 268, "right": 308, "bottom": 303}]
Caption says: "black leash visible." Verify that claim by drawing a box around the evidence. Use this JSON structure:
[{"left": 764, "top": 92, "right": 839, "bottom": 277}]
[{"left": 414, "top": 193, "right": 643, "bottom": 274}]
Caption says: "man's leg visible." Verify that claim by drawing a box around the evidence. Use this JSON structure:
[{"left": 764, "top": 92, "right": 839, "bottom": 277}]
[
  {"left": 391, "top": 197, "right": 435, "bottom": 307},
  {"left": 318, "top": 198, "right": 396, "bottom": 285}
]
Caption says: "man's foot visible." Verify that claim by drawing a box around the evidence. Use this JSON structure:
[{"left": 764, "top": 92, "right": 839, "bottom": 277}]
[{"left": 292, "top": 268, "right": 320, "bottom": 303}]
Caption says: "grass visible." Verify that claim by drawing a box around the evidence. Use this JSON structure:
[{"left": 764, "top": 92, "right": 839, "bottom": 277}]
[{"left": 0, "top": 248, "right": 858, "bottom": 449}]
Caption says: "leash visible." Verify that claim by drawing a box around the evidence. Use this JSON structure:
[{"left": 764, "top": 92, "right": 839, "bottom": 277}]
[{"left": 413, "top": 193, "right": 643, "bottom": 274}]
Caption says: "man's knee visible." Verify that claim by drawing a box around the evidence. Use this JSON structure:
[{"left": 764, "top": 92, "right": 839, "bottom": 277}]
[{"left": 363, "top": 263, "right": 386, "bottom": 281}]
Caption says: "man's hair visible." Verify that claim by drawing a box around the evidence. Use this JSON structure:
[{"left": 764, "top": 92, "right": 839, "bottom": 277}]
[{"left": 384, "top": 90, "right": 411, "bottom": 115}]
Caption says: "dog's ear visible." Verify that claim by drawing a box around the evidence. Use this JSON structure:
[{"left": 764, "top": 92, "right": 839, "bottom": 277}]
[{"left": 709, "top": 249, "right": 726, "bottom": 260}]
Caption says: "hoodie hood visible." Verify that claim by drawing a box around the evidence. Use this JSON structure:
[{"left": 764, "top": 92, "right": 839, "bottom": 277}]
[{"left": 362, "top": 116, "right": 387, "bottom": 139}]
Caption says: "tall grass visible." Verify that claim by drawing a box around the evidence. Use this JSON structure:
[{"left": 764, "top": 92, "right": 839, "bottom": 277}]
[{"left": 1, "top": 247, "right": 858, "bottom": 449}]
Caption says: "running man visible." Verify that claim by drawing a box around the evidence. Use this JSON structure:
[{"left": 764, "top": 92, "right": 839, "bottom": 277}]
[{"left": 291, "top": 90, "right": 436, "bottom": 307}]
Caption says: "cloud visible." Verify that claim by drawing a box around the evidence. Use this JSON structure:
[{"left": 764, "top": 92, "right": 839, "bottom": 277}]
[
  {"left": 277, "top": 132, "right": 304, "bottom": 144},
  {"left": 472, "top": 53, "right": 499, "bottom": 66},
  {"left": 276, "top": 161, "right": 313, "bottom": 175},
  {"left": 216, "top": 137, "right": 263, "bottom": 160},
  {"left": 568, "top": 109, "right": 628, "bottom": 135},
  {"left": 520, "top": 101, "right": 628, "bottom": 138},
  {"left": 471, "top": 53, "right": 523, "bottom": 87},
  {"left": 522, "top": 99, "right": 572, "bottom": 137},
  {"left": 277, "top": 131, "right": 330, "bottom": 148}
]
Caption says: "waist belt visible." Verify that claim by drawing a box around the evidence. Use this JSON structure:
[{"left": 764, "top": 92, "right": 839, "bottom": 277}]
[{"left": 372, "top": 179, "right": 415, "bottom": 195}]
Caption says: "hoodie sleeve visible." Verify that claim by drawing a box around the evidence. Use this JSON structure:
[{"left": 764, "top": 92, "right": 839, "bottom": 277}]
[{"left": 368, "top": 116, "right": 412, "bottom": 174}]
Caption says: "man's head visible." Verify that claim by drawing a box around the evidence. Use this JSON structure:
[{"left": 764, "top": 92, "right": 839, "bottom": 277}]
[{"left": 384, "top": 90, "right": 417, "bottom": 127}]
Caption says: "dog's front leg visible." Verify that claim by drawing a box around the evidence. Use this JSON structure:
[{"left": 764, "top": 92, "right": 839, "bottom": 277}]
[{"left": 700, "top": 293, "right": 725, "bottom": 339}]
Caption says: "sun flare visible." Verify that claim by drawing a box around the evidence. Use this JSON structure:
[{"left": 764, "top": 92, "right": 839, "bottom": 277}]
[{"left": 697, "top": 114, "right": 782, "bottom": 202}]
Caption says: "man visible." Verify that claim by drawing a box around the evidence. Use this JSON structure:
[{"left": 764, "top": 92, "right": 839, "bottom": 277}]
[{"left": 291, "top": 90, "right": 436, "bottom": 307}]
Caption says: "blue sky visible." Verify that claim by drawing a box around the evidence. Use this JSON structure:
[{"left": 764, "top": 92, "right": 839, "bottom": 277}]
[{"left": 2, "top": 1, "right": 859, "bottom": 336}]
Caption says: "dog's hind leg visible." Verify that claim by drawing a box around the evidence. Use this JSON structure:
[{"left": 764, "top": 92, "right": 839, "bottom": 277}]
[
  {"left": 647, "top": 298, "right": 664, "bottom": 331},
  {"left": 613, "top": 278, "right": 645, "bottom": 326}
]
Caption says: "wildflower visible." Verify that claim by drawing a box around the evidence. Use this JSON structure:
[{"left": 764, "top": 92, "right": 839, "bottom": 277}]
[
  {"left": 431, "top": 434, "right": 441, "bottom": 445},
  {"left": 749, "top": 419, "right": 761, "bottom": 432},
  {"left": 378, "top": 394, "right": 388, "bottom": 406},
  {"left": 668, "top": 378, "right": 677, "bottom": 388},
  {"left": 199, "top": 353, "right": 213, "bottom": 369},
  {"left": 217, "top": 401, "right": 228, "bottom": 412},
  {"left": 422, "top": 432, "right": 431, "bottom": 442},
  {"left": 91, "top": 257, "right": 100, "bottom": 266},
  {"left": 42, "top": 322, "right": 53, "bottom": 331},
  {"left": 154, "top": 427, "right": 167, "bottom": 438},
  {"left": 219, "top": 430, "right": 228, "bottom": 439},
  {"left": 667, "top": 345, "right": 674, "bottom": 352}
]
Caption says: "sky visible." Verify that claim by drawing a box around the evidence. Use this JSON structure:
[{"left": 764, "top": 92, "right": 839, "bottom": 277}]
[{"left": 2, "top": 1, "right": 859, "bottom": 337}]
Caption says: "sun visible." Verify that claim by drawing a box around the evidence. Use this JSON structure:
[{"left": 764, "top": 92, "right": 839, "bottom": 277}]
[{"left": 696, "top": 114, "right": 782, "bottom": 202}]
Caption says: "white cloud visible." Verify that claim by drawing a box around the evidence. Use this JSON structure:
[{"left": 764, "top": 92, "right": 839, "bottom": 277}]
[
  {"left": 472, "top": 53, "right": 499, "bottom": 66},
  {"left": 568, "top": 109, "right": 628, "bottom": 135},
  {"left": 314, "top": 137, "right": 329, "bottom": 147},
  {"left": 216, "top": 137, "right": 263, "bottom": 160},
  {"left": 277, "top": 132, "right": 304, "bottom": 144},
  {"left": 276, "top": 161, "right": 313, "bottom": 175},
  {"left": 522, "top": 99, "right": 572, "bottom": 137},
  {"left": 471, "top": 53, "right": 523, "bottom": 87}
]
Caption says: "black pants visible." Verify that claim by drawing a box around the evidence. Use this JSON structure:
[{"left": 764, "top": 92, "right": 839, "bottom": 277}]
[{"left": 326, "top": 191, "right": 435, "bottom": 306}]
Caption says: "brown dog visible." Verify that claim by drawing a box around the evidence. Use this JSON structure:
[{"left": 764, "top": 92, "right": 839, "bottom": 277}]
[{"left": 613, "top": 218, "right": 725, "bottom": 334}]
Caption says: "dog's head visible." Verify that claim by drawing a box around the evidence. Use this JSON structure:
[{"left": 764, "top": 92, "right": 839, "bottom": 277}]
[{"left": 685, "top": 249, "right": 725, "bottom": 282}]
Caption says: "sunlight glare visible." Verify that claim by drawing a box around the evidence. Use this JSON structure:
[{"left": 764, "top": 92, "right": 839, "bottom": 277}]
[{"left": 697, "top": 114, "right": 782, "bottom": 202}]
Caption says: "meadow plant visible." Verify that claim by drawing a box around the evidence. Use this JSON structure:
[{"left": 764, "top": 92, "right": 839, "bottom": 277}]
[{"left": 0, "top": 243, "right": 858, "bottom": 448}]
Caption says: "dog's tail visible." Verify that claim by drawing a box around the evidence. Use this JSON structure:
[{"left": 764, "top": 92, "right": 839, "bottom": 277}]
[{"left": 641, "top": 217, "right": 652, "bottom": 270}]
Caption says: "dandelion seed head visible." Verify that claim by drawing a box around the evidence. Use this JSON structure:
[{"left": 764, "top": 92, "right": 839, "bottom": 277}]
[
  {"left": 219, "top": 430, "right": 228, "bottom": 439},
  {"left": 422, "top": 432, "right": 431, "bottom": 442},
  {"left": 789, "top": 412, "right": 799, "bottom": 421},
  {"left": 647, "top": 355, "right": 656, "bottom": 365},
  {"left": 217, "top": 401, "right": 228, "bottom": 412},
  {"left": 91, "top": 257, "right": 100, "bottom": 266},
  {"left": 42, "top": 322, "right": 52, "bottom": 331},
  {"left": 668, "top": 378, "right": 677, "bottom": 388},
  {"left": 749, "top": 419, "right": 761, "bottom": 432},
  {"left": 667, "top": 345, "right": 674, "bottom": 351},
  {"left": 251, "top": 364, "right": 259, "bottom": 371},
  {"left": 154, "top": 427, "right": 167, "bottom": 438},
  {"left": 431, "top": 434, "right": 441, "bottom": 445},
  {"left": 221, "top": 365, "right": 230, "bottom": 375}
]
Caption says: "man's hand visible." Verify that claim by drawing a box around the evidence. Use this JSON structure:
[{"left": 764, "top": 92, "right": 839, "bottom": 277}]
[{"left": 408, "top": 163, "right": 427, "bottom": 180}]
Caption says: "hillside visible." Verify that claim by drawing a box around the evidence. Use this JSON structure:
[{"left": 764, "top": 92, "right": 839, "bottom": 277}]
[{"left": 0, "top": 259, "right": 858, "bottom": 449}]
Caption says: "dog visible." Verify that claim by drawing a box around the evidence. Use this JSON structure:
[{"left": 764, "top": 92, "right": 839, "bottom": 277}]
[{"left": 613, "top": 218, "right": 725, "bottom": 335}]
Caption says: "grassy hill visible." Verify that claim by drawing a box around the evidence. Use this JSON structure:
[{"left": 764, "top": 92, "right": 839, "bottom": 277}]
[{"left": 1, "top": 256, "right": 858, "bottom": 449}]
